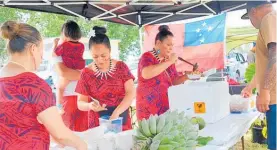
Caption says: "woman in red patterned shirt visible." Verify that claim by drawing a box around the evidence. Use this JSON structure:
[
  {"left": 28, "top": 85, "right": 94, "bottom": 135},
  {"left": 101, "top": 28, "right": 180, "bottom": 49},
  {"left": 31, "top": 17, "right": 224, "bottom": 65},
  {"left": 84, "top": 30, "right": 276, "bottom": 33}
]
[
  {"left": 75, "top": 26, "right": 135, "bottom": 131},
  {"left": 136, "top": 25, "right": 189, "bottom": 120},
  {"left": 0, "top": 21, "right": 87, "bottom": 150}
]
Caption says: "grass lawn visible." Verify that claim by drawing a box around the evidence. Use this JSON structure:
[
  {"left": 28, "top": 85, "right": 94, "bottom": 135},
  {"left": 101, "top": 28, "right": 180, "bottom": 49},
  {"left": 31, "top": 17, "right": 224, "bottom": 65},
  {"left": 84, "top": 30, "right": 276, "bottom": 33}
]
[{"left": 231, "top": 130, "right": 268, "bottom": 150}]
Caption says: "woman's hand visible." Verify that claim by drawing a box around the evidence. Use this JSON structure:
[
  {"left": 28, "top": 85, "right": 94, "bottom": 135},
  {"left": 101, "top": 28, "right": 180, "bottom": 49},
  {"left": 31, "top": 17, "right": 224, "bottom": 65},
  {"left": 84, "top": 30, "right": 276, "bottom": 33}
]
[
  {"left": 59, "top": 109, "right": 65, "bottom": 115},
  {"left": 241, "top": 85, "right": 254, "bottom": 98},
  {"left": 168, "top": 53, "right": 178, "bottom": 64},
  {"left": 88, "top": 101, "right": 107, "bottom": 112},
  {"left": 77, "top": 141, "right": 88, "bottom": 150},
  {"left": 54, "top": 38, "right": 60, "bottom": 47},
  {"left": 109, "top": 111, "right": 120, "bottom": 120},
  {"left": 50, "top": 136, "right": 65, "bottom": 148}
]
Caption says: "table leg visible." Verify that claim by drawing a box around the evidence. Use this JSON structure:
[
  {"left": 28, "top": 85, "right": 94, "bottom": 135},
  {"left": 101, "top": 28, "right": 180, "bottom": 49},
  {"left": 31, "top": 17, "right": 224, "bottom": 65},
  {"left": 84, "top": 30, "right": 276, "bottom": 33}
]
[
  {"left": 130, "top": 107, "right": 137, "bottom": 128},
  {"left": 241, "top": 136, "right": 245, "bottom": 150}
]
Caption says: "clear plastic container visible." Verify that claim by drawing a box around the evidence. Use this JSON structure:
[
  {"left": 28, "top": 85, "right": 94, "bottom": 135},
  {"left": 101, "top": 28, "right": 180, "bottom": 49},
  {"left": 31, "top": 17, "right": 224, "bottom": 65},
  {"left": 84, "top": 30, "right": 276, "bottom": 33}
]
[
  {"left": 230, "top": 95, "right": 256, "bottom": 113},
  {"left": 99, "top": 116, "right": 123, "bottom": 133}
]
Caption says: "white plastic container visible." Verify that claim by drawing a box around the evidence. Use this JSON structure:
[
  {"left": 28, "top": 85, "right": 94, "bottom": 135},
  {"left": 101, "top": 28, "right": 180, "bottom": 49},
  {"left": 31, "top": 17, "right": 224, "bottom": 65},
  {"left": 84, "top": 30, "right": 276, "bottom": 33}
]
[
  {"left": 187, "top": 74, "right": 201, "bottom": 80},
  {"left": 82, "top": 126, "right": 105, "bottom": 145},
  {"left": 97, "top": 133, "right": 116, "bottom": 150},
  {"left": 115, "top": 130, "right": 134, "bottom": 150},
  {"left": 230, "top": 95, "right": 256, "bottom": 113},
  {"left": 168, "top": 81, "right": 230, "bottom": 123}
]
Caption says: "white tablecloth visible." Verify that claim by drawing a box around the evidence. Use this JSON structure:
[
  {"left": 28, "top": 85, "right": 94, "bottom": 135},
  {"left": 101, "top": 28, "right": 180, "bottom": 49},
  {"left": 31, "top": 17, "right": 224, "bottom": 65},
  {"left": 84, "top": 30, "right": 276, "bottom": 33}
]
[
  {"left": 196, "top": 145, "right": 228, "bottom": 150},
  {"left": 51, "top": 111, "right": 260, "bottom": 150},
  {"left": 199, "top": 110, "right": 260, "bottom": 148}
]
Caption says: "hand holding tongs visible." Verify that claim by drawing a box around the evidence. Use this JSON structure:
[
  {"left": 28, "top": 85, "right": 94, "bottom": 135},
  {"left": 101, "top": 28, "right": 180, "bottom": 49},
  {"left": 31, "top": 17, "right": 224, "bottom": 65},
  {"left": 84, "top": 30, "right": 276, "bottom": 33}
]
[
  {"left": 90, "top": 96, "right": 100, "bottom": 105},
  {"left": 178, "top": 57, "right": 198, "bottom": 71}
]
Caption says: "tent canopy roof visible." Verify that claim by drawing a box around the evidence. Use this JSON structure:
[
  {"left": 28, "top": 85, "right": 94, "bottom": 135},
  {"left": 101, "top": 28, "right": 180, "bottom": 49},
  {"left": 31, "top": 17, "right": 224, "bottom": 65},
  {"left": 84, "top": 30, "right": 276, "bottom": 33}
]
[{"left": 0, "top": 0, "right": 257, "bottom": 27}]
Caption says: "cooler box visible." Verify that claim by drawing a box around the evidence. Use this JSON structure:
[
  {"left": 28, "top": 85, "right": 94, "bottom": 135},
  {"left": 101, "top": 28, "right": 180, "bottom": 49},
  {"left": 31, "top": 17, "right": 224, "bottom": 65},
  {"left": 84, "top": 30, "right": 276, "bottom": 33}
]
[{"left": 168, "top": 81, "right": 230, "bottom": 123}]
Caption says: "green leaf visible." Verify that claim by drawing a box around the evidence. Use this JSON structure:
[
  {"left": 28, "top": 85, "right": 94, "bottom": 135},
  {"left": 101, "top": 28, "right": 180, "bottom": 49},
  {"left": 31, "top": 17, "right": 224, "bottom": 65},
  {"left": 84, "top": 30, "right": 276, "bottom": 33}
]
[
  {"left": 197, "top": 136, "right": 214, "bottom": 146},
  {"left": 262, "top": 127, "right": 267, "bottom": 139},
  {"left": 244, "top": 63, "right": 255, "bottom": 83}
]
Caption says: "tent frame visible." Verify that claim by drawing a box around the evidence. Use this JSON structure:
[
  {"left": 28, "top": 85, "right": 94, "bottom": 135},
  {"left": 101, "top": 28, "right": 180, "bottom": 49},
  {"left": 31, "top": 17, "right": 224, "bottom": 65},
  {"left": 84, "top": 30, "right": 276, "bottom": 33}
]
[
  {"left": 2, "top": 0, "right": 247, "bottom": 27},
  {"left": 1, "top": 0, "right": 248, "bottom": 52}
]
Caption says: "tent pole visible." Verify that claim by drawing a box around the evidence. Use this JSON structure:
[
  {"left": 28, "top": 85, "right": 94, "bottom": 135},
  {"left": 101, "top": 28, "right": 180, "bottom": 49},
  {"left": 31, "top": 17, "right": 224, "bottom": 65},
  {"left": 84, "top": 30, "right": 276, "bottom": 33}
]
[
  {"left": 223, "top": 3, "right": 246, "bottom": 13},
  {"left": 3, "top": 0, "right": 11, "bottom": 5},
  {"left": 54, "top": 4, "right": 86, "bottom": 19},
  {"left": 223, "top": 14, "right": 228, "bottom": 79},
  {"left": 202, "top": 3, "right": 216, "bottom": 14},
  {"left": 139, "top": 27, "right": 143, "bottom": 54}
]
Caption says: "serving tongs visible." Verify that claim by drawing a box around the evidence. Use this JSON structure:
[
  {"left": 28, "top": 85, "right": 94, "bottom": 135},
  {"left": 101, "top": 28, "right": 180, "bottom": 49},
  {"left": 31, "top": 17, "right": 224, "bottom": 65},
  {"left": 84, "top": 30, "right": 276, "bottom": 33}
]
[{"left": 178, "top": 57, "right": 198, "bottom": 71}]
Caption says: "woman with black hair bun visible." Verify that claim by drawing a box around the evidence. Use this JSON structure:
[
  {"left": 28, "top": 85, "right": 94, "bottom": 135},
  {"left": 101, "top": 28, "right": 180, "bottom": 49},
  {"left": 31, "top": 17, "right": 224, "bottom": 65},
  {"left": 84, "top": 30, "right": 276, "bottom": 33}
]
[
  {"left": 0, "top": 21, "right": 87, "bottom": 150},
  {"left": 75, "top": 26, "right": 135, "bottom": 131},
  {"left": 136, "top": 25, "right": 189, "bottom": 120}
]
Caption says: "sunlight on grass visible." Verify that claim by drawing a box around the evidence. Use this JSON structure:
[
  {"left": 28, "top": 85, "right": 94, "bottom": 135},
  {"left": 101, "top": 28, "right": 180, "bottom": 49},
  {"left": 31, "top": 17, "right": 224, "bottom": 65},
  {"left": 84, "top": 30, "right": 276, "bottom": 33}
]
[{"left": 231, "top": 130, "right": 267, "bottom": 150}]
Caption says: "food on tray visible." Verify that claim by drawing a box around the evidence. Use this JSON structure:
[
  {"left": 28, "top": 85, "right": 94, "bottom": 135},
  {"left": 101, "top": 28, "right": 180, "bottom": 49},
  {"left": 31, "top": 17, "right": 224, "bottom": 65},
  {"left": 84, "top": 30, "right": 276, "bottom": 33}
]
[
  {"left": 190, "top": 70, "right": 202, "bottom": 75},
  {"left": 133, "top": 110, "right": 210, "bottom": 150},
  {"left": 187, "top": 71, "right": 202, "bottom": 80}
]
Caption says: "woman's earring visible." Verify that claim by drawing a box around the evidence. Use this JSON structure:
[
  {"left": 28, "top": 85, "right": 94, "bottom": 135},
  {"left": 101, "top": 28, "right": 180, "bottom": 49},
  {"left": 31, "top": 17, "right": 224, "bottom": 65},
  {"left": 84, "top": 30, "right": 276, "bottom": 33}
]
[{"left": 156, "top": 49, "right": 161, "bottom": 55}]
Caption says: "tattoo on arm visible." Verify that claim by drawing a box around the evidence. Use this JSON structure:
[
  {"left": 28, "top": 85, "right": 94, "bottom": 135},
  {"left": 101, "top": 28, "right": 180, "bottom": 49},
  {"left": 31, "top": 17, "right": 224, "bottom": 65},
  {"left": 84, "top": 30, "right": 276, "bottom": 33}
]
[{"left": 264, "top": 43, "right": 276, "bottom": 90}]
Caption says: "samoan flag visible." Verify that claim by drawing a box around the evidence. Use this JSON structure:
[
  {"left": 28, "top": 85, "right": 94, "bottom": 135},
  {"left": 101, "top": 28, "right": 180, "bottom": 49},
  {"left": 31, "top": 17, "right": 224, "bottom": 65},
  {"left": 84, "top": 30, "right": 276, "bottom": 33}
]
[{"left": 143, "top": 13, "right": 226, "bottom": 72}]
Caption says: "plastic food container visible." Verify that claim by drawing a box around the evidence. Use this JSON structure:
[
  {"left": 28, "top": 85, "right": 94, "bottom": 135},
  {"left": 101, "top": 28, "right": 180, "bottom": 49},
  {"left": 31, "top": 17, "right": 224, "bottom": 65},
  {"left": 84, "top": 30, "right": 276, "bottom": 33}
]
[
  {"left": 99, "top": 116, "right": 123, "bottom": 133},
  {"left": 169, "top": 81, "right": 230, "bottom": 123},
  {"left": 115, "top": 130, "right": 134, "bottom": 150},
  {"left": 97, "top": 133, "right": 116, "bottom": 150},
  {"left": 230, "top": 95, "right": 256, "bottom": 113}
]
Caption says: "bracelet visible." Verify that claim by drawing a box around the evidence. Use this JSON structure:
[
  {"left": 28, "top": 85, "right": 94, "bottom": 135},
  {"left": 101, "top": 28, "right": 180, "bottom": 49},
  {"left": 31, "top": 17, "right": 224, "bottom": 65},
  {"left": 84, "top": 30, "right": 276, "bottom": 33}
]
[{"left": 57, "top": 104, "right": 63, "bottom": 109}]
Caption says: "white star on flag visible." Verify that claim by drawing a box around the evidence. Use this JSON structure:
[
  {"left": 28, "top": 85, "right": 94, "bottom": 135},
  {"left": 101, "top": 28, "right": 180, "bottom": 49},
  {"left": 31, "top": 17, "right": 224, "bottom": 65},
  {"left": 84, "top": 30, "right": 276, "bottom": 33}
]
[
  {"left": 196, "top": 28, "right": 201, "bottom": 33},
  {"left": 199, "top": 34, "right": 202, "bottom": 37},
  {"left": 208, "top": 26, "right": 213, "bottom": 32},
  {"left": 202, "top": 22, "right": 207, "bottom": 27},
  {"left": 200, "top": 38, "right": 205, "bottom": 44}
]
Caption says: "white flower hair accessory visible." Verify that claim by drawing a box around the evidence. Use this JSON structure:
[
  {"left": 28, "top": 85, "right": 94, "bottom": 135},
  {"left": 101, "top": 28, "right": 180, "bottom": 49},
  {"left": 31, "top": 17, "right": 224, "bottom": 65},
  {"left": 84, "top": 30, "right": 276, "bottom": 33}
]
[{"left": 88, "top": 29, "right": 96, "bottom": 37}]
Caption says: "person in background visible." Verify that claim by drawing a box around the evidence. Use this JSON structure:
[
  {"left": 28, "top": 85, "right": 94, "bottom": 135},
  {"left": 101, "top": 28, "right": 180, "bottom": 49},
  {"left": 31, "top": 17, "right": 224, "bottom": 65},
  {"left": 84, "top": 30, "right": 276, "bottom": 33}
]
[
  {"left": 241, "top": 74, "right": 256, "bottom": 98},
  {"left": 242, "top": 42, "right": 257, "bottom": 98},
  {"left": 75, "top": 26, "right": 135, "bottom": 131},
  {"left": 52, "top": 21, "right": 88, "bottom": 132},
  {"left": 136, "top": 25, "right": 189, "bottom": 120},
  {"left": 53, "top": 20, "right": 85, "bottom": 114},
  {"left": 241, "top": 1, "right": 276, "bottom": 149},
  {"left": 0, "top": 21, "right": 87, "bottom": 150},
  {"left": 247, "top": 42, "right": 256, "bottom": 64}
]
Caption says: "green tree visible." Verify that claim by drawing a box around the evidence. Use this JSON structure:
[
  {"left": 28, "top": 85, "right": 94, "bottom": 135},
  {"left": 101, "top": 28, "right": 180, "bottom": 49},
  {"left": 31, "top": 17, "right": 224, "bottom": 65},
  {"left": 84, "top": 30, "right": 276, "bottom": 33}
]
[
  {"left": 0, "top": 7, "right": 21, "bottom": 23},
  {"left": 0, "top": 7, "right": 24, "bottom": 65},
  {"left": 26, "top": 10, "right": 140, "bottom": 60},
  {"left": 0, "top": 7, "right": 141, "bottom": 61},
  {"left": 105, "top": 22, "right": 140, "bottom": 60}
]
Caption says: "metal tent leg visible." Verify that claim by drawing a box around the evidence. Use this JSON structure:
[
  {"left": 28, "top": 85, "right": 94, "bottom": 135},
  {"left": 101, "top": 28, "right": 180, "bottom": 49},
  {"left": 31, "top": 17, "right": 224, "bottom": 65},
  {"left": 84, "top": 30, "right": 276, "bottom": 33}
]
[
  {"left": 241, "top": 136, "right": 245, "bottom": 150},
  {"left": 139, "top": 27, "right": 143, "bottom": 54}
]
